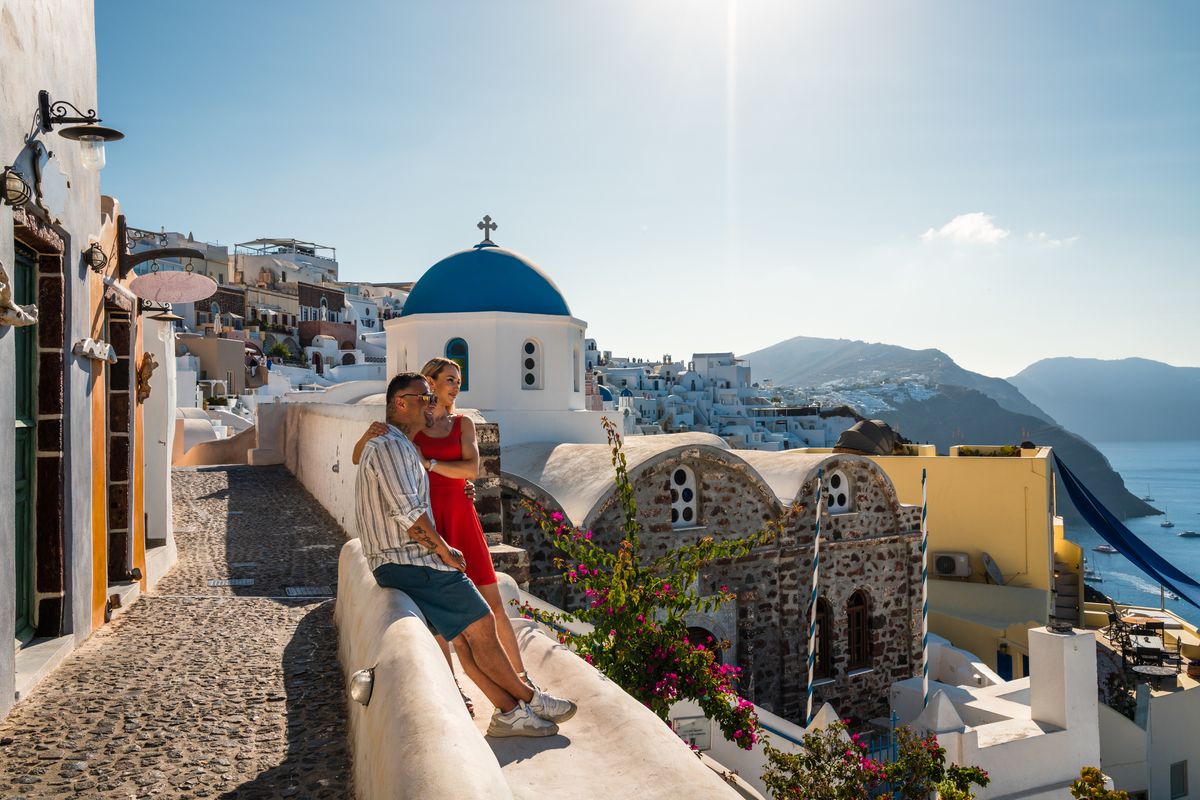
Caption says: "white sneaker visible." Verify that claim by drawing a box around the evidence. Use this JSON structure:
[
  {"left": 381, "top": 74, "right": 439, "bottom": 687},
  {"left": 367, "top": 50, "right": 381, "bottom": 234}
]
[
  {"left": 528, "top": 689, "right": 577, "bottom": 723},
  {"left": 486, "top": 702, "right": 559, "bottom": 738}
]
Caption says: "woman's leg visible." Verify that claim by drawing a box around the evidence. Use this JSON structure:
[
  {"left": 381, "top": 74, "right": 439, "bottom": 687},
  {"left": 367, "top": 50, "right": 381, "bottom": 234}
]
[
  {"left": 477, "top": 582, "right": 527, "bottom": 676},
  {"left": 436, "top": 634, "right": 453, "bottom": 670}
]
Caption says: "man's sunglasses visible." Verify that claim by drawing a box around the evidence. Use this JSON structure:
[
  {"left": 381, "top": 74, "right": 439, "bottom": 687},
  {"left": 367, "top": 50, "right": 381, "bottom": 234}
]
[{"left": 396, "top": 392, "right": 436, "bottom": 404}]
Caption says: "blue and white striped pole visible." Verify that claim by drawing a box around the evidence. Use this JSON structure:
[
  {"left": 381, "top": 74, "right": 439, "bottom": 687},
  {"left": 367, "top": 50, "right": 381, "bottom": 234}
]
[
  {"left": 921, "top": 468, "right": 930, "bottom": 709},
  {"left": 806, "top": 469, "right": 825, "bottom": 727}
]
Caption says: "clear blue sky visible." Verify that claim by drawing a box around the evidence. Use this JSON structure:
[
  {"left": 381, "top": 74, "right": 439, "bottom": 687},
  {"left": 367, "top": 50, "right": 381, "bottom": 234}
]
[{"left": 96, "top": 1, "right": 1199, "bottom": 378}]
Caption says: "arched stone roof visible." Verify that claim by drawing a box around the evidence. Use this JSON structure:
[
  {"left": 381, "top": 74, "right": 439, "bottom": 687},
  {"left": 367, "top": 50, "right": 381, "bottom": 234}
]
[{"left": 501, "top": 435, "right": 907, "bottom": 529}]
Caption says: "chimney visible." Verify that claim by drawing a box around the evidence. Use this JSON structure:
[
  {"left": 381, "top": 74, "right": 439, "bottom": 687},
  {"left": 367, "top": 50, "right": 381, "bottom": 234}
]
[{"left": 1029, "top": 626, "right": 1098, "bottom": 733}]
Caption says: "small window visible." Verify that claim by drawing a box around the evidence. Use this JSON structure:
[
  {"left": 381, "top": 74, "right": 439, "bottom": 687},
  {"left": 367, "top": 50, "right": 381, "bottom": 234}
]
[
  {"left": 521, "top": 339, "right": 542, "bottom": 390},
  {"left": 670, "top": 465, "right": 699, "bottom": 529},
  {"left": 814, "top": 598, "right": 832, "bottom": 678},
  {"left": 319, "top": 297, "right": 329, "bottom": 321},
  {"left": 446, "top": 338, "right": 469, "bottom": 390},
  {"left": 210, "top": 301, "right": 220, "bottom": 317},
  {"left": 825, "top": 470, "right": 853, "bottom": 514},
  {"left": 1171, "top": 761, "right": 1188, "bottom": 799},
  {"left": 573, "top": 346, "right": 581, "bottom": 393},
  {"left": 847, "top": 590, "right": 872, "bottom": 669}
]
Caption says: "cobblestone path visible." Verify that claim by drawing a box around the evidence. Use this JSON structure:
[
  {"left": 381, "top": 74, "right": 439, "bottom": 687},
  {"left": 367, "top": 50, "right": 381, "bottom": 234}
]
[{"left": 0, "top": 466, "right": 351, "bottom": 799}]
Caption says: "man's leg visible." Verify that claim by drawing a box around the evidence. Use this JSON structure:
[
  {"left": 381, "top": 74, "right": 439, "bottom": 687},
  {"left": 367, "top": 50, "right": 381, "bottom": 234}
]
[
  {"left": 455, "top": 614, "right": 534, "bottom": 705},
  {"left": 455, "top": 635, "right": 519, "bottom": 713},
  {"left": 478, "top": 582, "right": 527, "bottom": 675}
]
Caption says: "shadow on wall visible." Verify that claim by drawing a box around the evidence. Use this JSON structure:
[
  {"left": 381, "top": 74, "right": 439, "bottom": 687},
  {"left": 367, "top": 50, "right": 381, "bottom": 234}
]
[{"left": 173, "top": 418, "right": 256, "bottom": 466}]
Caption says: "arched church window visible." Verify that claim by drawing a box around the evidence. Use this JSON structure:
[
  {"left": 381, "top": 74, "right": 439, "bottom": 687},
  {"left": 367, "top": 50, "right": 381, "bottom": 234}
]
[
  {"left": 846, "top": 590, "right": 872, "bottom": 669},
  {"left": 319, "top": 297, "right": 329, "bottom": 321},
  {"left": 814, "top": 597, "right": 832, "bottom": 678},
  {"left": 521, "top": 339, "right": 542, "bottom": 390},
  {"left": 210, "top": 301, "right": 220, "bottom": 318},
  {"left": 825, "top": 470, "right": 853, "bottom": 514},
  {"left": 445, "top": 338, "right": 469, "bottom": 391},
  {"left": 670, "top": 465, "right": 699, "bottom": 529}
]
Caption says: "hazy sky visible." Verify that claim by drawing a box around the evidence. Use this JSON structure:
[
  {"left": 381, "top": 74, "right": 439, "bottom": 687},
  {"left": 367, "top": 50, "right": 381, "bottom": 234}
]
[{"left": 95, "top": 1, "right": 1199, "bottom": 379}]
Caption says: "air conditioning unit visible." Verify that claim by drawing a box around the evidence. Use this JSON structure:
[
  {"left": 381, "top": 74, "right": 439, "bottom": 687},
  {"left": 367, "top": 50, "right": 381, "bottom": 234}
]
[{"left": 933, "top": 552, "right": 971, "bottom": 578}]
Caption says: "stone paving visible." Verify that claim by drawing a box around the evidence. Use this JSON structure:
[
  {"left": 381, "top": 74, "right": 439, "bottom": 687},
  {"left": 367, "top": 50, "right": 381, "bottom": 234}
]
[{"left": 0, "top": 466, "right": 351, "bottom": 799}]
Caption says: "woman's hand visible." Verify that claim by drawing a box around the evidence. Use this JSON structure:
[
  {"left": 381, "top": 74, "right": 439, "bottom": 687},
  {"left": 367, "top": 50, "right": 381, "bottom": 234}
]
[{"left": 351, "top": 421, "right": 390, "bottom": 465}]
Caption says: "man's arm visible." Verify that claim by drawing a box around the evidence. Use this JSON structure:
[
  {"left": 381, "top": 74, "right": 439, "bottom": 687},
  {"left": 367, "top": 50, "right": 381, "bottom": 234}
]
[
  {"left": 406, "top": 511, "right": 466, "bottom": 571},
  {"left": 365, "top": 441, "right": 465, "bottom": 571}
]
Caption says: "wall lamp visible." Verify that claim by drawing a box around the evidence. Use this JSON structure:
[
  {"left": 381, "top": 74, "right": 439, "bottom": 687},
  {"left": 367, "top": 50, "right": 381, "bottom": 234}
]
[
  {"left": 349, "top": 667, "right": 375, "bottom": 706},
  {"left": 83, "top": 242, "right": 109, "bottom": 272},
  {"left": 32, "top": 89, "right": 124, "bottom": 172},
  {"left": 2, "top": 166, "right": 32, "bottom": 207}
]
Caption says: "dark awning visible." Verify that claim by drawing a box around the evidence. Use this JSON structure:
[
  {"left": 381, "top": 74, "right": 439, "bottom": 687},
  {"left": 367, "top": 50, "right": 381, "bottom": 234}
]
[{"left": 1055, "top": 454, "right": 1200, "bottom": 611}]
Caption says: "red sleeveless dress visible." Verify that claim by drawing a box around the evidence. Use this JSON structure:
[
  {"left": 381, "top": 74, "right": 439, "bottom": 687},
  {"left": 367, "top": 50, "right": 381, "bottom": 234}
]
[{"left": 413, "top": 416, "right": 497, "bottom": 587}]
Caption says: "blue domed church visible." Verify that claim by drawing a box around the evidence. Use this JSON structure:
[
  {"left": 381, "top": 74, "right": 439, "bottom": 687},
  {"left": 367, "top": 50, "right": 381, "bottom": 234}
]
[{"left": 384, "top": 218, "right": 612, "bottom": 445}]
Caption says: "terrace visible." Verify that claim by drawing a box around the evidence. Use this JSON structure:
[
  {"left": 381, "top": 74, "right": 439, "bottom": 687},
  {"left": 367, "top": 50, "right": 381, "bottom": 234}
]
[{"left": 234, "top": 237, "right": 337, "bottom": 264}]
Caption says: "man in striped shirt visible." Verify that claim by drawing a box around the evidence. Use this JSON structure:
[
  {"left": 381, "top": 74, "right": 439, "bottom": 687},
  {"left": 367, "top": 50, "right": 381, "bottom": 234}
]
[{"left": 355, "top": 372, "right": 577, "bottom": 737}]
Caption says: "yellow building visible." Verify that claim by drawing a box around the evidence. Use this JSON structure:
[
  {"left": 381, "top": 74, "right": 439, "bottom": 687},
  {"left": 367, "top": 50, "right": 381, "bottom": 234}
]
[{"left": 795, "top": 444, "right": 1081, "bottom": 679}]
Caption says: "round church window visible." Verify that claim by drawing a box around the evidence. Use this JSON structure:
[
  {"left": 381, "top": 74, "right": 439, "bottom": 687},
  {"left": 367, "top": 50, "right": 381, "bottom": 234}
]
[
  {"left": 682, "top": 488, "right": 694, "bottom": 503},
  {"left": 674, "top": 469, "right": 687, "bottom": 486},
  {"left": 683, "top": 507, "right": 694, "bottom": 523},
  {"left": 672, "top": 508, "right": 679, "bottom": 523},
  {"left": 830, "top": 474, "right": 842, "bottom": 489},
  {"left": 524, "top": 373, "right": 536, "bottom": 386},
  {"left": 524, "top": 358, "right": 535, "bottom": 369},
  {"left": 671, "top": 489, "right": 679, "bottom": 503},
  {"left": 525, "top": 342, "right": 536, "bottom": 354}
]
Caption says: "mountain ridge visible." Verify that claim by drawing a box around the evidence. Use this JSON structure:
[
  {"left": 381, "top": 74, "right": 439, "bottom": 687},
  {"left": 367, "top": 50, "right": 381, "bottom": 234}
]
[
  {"left": 739, "top": 335, "right": 1156, "bottom": 522},
  {"left": 1009, "top": 357, "right": 1200, "bottom": 442}
]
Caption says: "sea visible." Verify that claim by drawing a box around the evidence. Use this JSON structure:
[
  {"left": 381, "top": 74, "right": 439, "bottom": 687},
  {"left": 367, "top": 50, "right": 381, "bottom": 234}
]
[{"left": 1071, "top": 440, "right": 1200, "bottom": 627}]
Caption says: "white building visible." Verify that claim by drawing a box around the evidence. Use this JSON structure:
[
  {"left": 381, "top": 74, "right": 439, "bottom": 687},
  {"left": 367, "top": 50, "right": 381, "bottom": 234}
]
[
  {"left": 384, "top": 228, "right": 613, "bottom": 446},
  {"left": 232, "top": 238, "right": 338, "bottom": 286}
]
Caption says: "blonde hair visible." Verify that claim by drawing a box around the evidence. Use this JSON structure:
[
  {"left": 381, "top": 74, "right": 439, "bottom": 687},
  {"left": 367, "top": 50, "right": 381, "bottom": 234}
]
[{"left": 421, "top": 357, "right": 461, "bottom": 382}]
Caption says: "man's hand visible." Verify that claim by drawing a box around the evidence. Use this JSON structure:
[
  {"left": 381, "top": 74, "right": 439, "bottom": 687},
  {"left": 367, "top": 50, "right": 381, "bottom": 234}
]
[
  {"left": 439, "top": 546, "right": 467, "bottom": 573},
  {"left": 366, "top": 421, "right": 388, "bottom": 439},
  {"left": 464, "top": 481, "right": 476, "bottom": 501}
]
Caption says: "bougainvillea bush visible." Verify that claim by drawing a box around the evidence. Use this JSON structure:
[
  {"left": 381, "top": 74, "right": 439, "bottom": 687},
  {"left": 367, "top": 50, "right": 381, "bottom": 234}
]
[
  {"left": 760, "top": 721, "right": 989, "bottom": 800},
  {"left": 518, "top": 417, "right": 785, "bottom": 750}
]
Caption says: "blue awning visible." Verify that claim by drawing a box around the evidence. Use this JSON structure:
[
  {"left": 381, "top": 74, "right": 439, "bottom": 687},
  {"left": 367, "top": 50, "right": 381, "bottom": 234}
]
[{"left": 1054, "top": 454, "right": 1200, "bottom": 611}]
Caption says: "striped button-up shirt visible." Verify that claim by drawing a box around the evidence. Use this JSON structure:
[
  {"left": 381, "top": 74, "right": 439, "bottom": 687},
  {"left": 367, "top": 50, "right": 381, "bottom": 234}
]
[{"left": 354, "top": 425, "right": 452, "bottom": 572}]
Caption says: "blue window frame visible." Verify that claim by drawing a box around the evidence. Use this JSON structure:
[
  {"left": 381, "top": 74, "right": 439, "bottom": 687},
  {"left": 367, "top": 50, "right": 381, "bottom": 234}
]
[{"left": 445, "top": 338, "right": 469, "bottom": 390}]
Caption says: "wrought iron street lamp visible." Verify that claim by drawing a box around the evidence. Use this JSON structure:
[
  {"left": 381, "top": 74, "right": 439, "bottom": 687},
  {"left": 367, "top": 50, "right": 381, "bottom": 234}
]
[{"left": 32, "top": 89, "right": 124, "bottom": 172}]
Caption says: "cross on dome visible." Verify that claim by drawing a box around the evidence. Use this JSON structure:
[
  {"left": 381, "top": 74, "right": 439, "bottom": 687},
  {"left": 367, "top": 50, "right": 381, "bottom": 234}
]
[{"left": 476, "top": 215, "right": 498, "bottom": 248}]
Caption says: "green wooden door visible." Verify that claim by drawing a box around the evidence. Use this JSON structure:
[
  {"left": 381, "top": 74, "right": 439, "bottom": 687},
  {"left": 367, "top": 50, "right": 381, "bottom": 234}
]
[{"left": 13, "top": 241, "right": 35, "bottom": 643}]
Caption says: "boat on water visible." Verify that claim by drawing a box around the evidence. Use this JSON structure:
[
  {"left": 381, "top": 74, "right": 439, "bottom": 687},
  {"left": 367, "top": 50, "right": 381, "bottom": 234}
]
[
  {"left": 1179, "top": 530, "right": 1200, "bottom": 538},
  {"left": 1142, "top": 486, "right": 1155, "bottom": 502},
  {"left": 1083, "top": 556, "right": 1103, "bottom": 583},
  {"left": 1161, "top": 508, "right": 1175, "bottom": 528},
  {"left": 1093, "top": 544, "right": 1119, "bottom": 554}
]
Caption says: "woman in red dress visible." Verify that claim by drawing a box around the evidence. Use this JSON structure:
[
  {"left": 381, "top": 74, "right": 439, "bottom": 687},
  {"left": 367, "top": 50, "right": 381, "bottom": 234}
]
[{"left": 353, "top": 358, "right": 528, "bottom": 706}]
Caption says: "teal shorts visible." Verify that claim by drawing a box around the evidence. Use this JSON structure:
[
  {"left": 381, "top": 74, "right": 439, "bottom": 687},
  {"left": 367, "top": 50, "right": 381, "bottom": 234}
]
[{"left": 372, "top": 563, "right": 490, "bottom": 642}]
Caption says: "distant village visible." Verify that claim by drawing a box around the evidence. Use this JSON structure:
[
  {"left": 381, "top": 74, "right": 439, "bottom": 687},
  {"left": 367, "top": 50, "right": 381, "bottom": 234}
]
[{"left": 139, "top": 226, "right": 860, "bottom": 453}]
